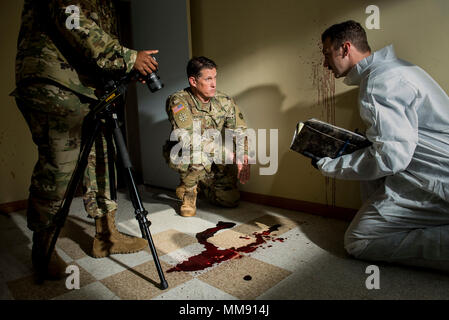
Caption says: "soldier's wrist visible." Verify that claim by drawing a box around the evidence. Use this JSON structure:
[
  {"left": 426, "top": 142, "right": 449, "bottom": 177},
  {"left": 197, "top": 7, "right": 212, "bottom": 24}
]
[{"left": 124, "top": 48, "right": 138, "bottom": 73}]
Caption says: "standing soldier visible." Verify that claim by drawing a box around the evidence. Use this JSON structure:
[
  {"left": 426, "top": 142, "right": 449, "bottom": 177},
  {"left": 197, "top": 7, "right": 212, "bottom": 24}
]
[
  {"left": 11, "top": 0, "right": 159, "bottom": 280},
  {"left": 163, "top": 56, "right": 251, "bottom": 217}
]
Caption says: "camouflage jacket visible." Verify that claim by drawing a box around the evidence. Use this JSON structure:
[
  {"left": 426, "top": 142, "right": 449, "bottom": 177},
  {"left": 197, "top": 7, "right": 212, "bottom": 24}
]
[
  {"left": 166, "top": 87, "right": 249, "bottom": 172},
  {"left": 13, "top": 0, "right": 137, "bottom": 100}
]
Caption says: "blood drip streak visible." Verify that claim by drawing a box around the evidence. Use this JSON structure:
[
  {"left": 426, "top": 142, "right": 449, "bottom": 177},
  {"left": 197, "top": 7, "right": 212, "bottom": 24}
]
[
  {"left": 322, "top": 67, "right": 336, "bottom": 207},
  {"left": 312, "top": 59, "right": 337, "bottom": 207},
  {"left": 167, "top": 221, "right": 281, "bottom": 273}
]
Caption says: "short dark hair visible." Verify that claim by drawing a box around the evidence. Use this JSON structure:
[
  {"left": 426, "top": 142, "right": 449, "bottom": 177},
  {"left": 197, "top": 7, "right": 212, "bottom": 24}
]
[
  {"left": 187, "top": 56, "right": 217, "bottom": 78},
  {"left": 321, "top": 20, "right": 371, "bottom": 53}
]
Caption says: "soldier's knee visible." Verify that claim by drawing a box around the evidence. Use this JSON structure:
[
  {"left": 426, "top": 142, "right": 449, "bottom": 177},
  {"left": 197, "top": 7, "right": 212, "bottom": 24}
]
[
  {"left": 214, "top": 188, "right": 240, "bottom": 208},
  {"left": 162, "top": 140, "right": 191, "bottom": 173}
]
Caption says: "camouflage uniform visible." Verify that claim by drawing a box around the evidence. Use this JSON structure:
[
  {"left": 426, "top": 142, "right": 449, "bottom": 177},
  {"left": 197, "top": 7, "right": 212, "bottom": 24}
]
[
  {"left": 163, "top": 88, "right": 248, "bottom": 207},
  {"left": 11, "top": 0, "right": 137, "bottom": 232}
]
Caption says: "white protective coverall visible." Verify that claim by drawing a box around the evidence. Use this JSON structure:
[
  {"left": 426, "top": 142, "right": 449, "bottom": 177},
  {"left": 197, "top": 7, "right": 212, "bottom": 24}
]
[{"left": 317, "top": 45, "right": 449, "bottom": 268}]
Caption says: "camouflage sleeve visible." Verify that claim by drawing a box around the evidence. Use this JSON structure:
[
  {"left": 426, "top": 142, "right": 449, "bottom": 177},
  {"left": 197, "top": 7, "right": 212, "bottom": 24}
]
[
  {"left": 166, "top": 95, "right": 193, "bottom": 131},
  {"left": 165, "top": 94, "right": 199, "bottom": 172},
  {"left": 225, "top": 98, "right": 249, "bottom": 158},
  {"left": 50, "top": 0, "right": 137, "bottom": 73},
  {"left": 224, "top": 97, "right": 247, "bottom": 130}
]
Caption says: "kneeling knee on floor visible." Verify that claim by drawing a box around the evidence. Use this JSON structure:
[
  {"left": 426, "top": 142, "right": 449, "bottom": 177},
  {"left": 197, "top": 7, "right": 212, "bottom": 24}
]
[
  {"left": 214, "top": 189, "right": 240, "bottom": 208},
  {"left": 344, "top": 236, "right": 372, "bottom": 258}
]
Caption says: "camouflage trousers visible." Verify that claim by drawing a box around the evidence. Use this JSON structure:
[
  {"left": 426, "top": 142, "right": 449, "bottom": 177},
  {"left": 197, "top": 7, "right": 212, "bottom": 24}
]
[
  {"left": 14, "top": 82, "right": 117, "bottom": 232},
  {"left": 163, "top": 140, "right": 240, "bottom": 208}
]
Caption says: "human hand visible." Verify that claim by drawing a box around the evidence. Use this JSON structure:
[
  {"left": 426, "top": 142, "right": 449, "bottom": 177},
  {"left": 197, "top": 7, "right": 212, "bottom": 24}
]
[
  {"left": 237, "top": 155, "right": 250, "bottom": 184},
  {"left": 133, "top": 50, "right": 159, "bottom": 78}
]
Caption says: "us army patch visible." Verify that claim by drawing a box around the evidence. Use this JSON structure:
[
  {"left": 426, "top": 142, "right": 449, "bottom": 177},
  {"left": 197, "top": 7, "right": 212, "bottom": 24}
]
[
  {"left": 234, "top": 105, "right": 247, "bottom": 127},
  {"left": 172, "top": 104, "right": 185, "bottom": 114},
  {"left": 172, "top": 104, "right": 193, "bottom": 129}
]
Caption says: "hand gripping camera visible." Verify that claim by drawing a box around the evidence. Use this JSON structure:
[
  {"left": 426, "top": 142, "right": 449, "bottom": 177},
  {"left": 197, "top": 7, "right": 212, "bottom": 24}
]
[
  {"left": 97, "top": 62, "right": 163, "bottom": 114},
  {"left": 138, "top": 55, "right": 164, "bottom": 93}
]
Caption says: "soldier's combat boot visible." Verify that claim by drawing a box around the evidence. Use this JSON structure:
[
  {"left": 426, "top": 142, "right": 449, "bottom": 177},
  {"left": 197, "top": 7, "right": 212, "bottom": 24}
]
[
  {"left": 180, "top": 185, "right": 198, "bottom": 217},
  {"left": 92, "top": 210, "right": 147, "bottom": 258},
  {"left": 32, "top": 227, "right": 67, "bottom": 281}
]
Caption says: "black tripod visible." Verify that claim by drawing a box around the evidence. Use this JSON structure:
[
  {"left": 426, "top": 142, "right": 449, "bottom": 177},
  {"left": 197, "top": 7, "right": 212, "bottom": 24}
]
[{"left": 38, "top": 74, "right": 168, "bottom": 290}]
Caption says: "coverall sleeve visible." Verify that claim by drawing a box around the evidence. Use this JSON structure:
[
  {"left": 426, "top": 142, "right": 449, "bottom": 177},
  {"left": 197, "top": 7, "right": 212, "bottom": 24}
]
[
  {"left": 49, "top": 0, "right": 137, "bottom": 73},
  {"left": 317, "top": 75, "right": 419, "bottom": 180}
]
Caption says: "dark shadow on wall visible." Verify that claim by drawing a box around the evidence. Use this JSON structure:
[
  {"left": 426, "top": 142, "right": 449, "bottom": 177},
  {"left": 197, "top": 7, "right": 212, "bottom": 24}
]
[
  {"left": 130, "top": 111, "right": 179, "bottom": 190},
  {"left": 233, "top": 84, "right": 362, "bottom": 207}
]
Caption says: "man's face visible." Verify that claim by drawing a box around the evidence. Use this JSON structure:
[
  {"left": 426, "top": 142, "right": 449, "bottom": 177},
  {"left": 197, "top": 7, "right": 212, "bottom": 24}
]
[
  {"left": 322, "top": 37, "right": 351, "bottom": 78},
  {"left": 190, "top": 68, "right": 217, "bottom": 102}
]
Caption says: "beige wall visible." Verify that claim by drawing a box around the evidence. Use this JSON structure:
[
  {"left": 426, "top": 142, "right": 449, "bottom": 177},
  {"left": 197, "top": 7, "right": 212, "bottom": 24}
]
[
  {"left": 190, "top": 0, "right": 449, "bottom": 209},
  {"left": 0, "top": 0, "right": 33, "bottom": 204}
]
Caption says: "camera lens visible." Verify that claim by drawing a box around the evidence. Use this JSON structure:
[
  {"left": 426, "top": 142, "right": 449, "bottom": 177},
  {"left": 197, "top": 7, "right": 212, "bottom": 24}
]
[{"left": 146, "top": 72, "right": 164, "bottom": 93}]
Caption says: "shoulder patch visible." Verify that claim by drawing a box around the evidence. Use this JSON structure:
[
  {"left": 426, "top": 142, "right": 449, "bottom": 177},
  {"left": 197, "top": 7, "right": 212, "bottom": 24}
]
[
  {"left": 172, "top": 104, "right": 185, "bottom": 114},
  {"left": 234, "top": 104, "right": 247, "bottom": 128},
  {"left": 171, "top": 103, "right": 193, "bottom": 129}
]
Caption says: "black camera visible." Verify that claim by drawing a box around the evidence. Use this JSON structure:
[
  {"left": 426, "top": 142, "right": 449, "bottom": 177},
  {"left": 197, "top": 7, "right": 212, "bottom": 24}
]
[
  {"left": 141, "top": 55, "right": 164, "bottom": 93},
  {"left": 101, "top": 59, "right": 164, "bottom": 99},
  {"left": 144, "top": 70, "right": 164, "bottom": 93}
]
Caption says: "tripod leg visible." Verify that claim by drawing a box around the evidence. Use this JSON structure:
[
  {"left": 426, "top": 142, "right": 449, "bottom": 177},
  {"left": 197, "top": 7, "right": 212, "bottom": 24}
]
[
  {"left": 110, "top": 114, "right": 168, "bottom": 290},
  {"left": 38, "top": 119, "right": 103, "bottom": 283},
  {"left": 105, "top": 131, "right": 117, "bottom": 201}
]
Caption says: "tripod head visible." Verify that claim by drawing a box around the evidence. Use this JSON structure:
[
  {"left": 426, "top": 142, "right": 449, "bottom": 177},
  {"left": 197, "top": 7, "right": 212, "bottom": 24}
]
[{"left": 90, "top": 69, "right": 164, "bottom": 119}]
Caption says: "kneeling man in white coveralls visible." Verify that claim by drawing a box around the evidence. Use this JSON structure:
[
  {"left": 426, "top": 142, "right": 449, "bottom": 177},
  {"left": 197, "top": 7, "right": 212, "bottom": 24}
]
[{"left": 318, "top": 20, "right": 449, "bottom": 272}]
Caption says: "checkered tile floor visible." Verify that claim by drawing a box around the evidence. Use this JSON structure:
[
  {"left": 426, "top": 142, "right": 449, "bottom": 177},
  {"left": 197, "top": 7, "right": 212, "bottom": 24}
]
[{"left": 2, "top": 186, "right": 449, "bottom": 300}]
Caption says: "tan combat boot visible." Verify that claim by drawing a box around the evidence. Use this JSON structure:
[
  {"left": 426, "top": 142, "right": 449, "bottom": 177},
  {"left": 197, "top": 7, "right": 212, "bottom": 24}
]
[
  {"left": 92, "top": 210, "right": 148, "bottom": 258},
  {"left": 177, "top": 183, "right": 202, "bottom": 200},
  {"left": 32, "top": 227, "right": 67, "bottom": 281},
  {"left": 180, "top": 185, "right": 198, "bottom": 217}
]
